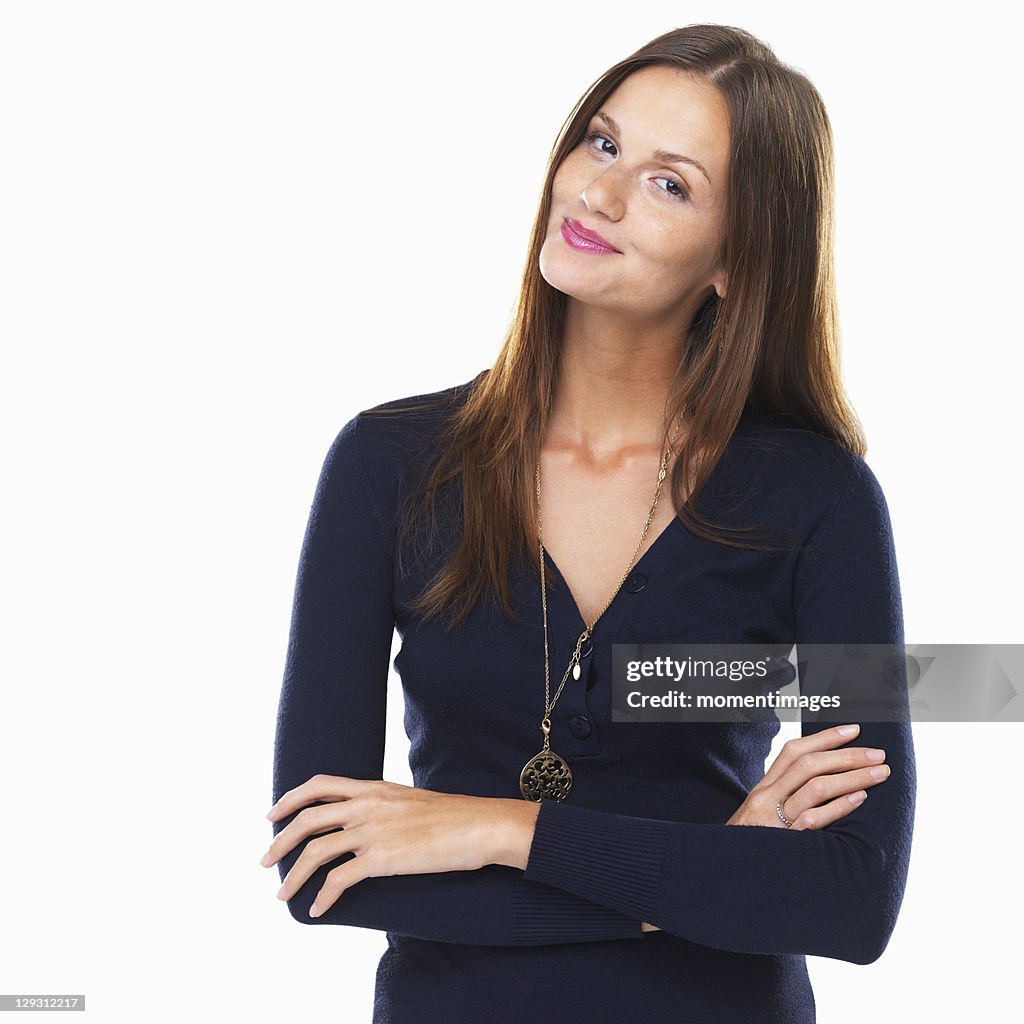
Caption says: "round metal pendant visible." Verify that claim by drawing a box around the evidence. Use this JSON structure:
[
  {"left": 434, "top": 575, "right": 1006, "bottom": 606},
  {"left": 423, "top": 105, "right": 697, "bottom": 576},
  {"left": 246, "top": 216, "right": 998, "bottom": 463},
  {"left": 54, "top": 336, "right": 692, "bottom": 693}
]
[{"left": 519, "top": 748, "right": 574, "bottom": 801}]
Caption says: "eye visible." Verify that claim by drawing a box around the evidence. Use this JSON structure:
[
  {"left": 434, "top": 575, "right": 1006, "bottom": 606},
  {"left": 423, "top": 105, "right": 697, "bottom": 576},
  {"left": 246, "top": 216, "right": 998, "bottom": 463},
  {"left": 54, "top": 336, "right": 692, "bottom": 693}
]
[
  {"left": 583, "top": 130, "right": 617, "bottom": 156},
  {"left": 582, "top": 131, "right": 691, "bottom": 203},
  {"left": 653, "top": 175, "right": 690, "bottom": 202}
]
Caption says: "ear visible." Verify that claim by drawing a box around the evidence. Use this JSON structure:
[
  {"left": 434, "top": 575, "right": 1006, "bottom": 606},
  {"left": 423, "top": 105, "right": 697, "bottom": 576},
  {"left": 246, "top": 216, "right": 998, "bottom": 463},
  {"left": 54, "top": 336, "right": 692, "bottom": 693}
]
[{"left": 713, "top": 272, "right": 727, "bottom": 301}]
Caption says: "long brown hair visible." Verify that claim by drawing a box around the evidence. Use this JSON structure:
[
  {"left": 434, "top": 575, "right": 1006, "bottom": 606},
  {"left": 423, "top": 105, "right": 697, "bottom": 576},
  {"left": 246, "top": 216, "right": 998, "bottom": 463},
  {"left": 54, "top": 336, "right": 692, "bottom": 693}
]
[{"left": 363, "top": 23, "right": 865, "bottom": 631}]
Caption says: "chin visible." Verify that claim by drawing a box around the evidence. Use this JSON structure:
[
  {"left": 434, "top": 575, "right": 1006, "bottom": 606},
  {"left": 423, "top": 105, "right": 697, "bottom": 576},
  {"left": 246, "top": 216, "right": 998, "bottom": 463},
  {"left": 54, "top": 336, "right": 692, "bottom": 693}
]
[
  {"left": 538, "top": 255, "right": 585, "bottom": 301},
  {"left": 539, "top": 240, "right": 600, "bottom": 300}
]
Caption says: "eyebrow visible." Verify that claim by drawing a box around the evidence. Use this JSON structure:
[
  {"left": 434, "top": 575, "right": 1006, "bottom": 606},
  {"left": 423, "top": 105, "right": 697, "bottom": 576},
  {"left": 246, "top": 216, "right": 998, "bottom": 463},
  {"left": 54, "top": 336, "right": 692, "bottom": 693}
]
[{"left": 595, "top": 111, "right": 712, "bottom": 185}]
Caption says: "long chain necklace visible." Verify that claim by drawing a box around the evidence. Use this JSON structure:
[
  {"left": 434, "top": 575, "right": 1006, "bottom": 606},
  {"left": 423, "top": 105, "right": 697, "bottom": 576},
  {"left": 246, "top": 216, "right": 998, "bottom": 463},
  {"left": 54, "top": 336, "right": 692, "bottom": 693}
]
[{"left": 518, "top": 429, "right": 679, "bottom": 801}]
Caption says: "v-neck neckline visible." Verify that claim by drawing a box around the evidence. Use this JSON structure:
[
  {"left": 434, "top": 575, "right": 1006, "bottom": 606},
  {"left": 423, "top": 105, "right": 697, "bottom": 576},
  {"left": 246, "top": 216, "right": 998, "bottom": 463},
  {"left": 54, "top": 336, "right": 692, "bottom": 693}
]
[
  {"left": 529, "top": 404, "right": 763, "bottom": 642},
  {"left": 540, "top": 512, "right": 686, "bottom": 639}
]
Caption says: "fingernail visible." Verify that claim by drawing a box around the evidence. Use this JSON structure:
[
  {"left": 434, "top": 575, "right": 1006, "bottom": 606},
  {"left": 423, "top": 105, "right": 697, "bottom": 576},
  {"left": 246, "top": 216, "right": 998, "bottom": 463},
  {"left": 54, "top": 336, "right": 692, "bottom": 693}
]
[
  {"left": 309, "top": 903, "right": 321, "bottom": 918},
  {"left": 848, "top": 790, "right": 867, "bottom": 804},
  {"left": 838, "top": 724, "right": 859, "bottom": 736},
  {"left": 866, "top": 748, "right": 886, "bottom": 760},
  {"left": 869, "top": 764, "right": 891, "bottom": 780},
  {"left": 260, "top": 852, "right": 272, "bottom": 867}
]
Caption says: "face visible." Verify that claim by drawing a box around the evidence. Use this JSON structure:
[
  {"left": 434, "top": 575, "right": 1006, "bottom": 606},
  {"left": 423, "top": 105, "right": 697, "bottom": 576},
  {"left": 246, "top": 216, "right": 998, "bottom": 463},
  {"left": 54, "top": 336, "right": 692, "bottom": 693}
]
[{"left": 539, "top": 65, "right": 731, "bottom": 330}]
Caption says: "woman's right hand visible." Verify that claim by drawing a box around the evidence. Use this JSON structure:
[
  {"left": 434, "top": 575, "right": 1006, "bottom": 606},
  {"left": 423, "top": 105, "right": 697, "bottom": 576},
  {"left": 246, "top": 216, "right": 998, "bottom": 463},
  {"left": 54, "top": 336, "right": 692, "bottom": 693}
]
[{"left": 726, "top": 722, "right": 889, "bottom": 830}]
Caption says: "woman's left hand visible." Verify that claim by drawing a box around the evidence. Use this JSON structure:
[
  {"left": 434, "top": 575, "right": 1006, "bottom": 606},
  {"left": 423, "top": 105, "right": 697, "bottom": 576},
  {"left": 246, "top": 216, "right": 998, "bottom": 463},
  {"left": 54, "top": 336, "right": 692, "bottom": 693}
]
[{"left": 261, "top": 775, "right": 535, "bottom": 917}]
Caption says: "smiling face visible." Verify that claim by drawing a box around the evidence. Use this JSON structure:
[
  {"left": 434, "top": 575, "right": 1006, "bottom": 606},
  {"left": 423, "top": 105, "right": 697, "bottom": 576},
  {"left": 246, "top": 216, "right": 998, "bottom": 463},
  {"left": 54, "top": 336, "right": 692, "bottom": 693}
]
[{"left": 539, "top": 65, "right": 731, "bottom": 330}]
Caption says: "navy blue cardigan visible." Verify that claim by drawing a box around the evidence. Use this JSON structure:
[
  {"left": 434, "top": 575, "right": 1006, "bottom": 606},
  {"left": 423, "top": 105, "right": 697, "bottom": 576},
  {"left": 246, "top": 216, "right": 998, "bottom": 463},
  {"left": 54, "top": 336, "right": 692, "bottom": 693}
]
[{"left": 271, "top": 376, "right": 916, "bottom": 1023}]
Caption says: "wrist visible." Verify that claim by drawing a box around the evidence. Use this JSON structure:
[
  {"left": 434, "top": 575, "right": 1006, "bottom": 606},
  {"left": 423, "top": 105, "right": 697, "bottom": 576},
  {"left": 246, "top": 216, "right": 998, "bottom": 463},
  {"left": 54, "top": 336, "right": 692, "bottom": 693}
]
[{"left": 488, "top": 797, "right": 542, "bottom": 870}]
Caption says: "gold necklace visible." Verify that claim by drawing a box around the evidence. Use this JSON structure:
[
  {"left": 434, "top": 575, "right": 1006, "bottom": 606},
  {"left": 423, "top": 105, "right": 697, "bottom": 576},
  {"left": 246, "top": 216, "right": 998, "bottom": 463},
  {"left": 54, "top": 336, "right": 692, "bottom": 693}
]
[{"left": 519, "top": 430, "right": 679, "bottom": 801}]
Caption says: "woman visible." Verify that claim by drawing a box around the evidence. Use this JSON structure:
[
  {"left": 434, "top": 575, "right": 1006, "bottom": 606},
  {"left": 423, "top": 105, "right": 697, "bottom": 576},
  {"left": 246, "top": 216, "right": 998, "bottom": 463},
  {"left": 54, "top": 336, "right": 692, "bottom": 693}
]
[{"left": 261, "top": 23, "right": 916, "bottom": 1024}]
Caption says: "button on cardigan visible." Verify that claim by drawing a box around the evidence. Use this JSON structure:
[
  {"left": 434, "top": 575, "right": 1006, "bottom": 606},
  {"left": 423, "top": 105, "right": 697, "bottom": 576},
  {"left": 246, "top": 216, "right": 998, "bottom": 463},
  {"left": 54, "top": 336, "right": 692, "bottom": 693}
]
[{"left": 270, "top": 374, "right": 916, "bottom": 1024}]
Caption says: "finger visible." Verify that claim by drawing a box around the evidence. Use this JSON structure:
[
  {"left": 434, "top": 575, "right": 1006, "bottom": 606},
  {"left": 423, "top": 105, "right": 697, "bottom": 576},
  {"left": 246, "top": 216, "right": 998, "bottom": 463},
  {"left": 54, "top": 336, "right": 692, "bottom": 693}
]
[
  {"left": 262, "top": 801, "right": 353, "bottom": 867},
  {"left": 277, "top": 825, "right": 363, "bottom": 903},
  {"left": 782, "top": 762, "right": 892, "bottom": 824},
  {"left": 787, "top": 790, "right": 869, "bottom": 831},
  {"left": 759, "top": 724, "right": 861, "bottom": 789},
  {"left": 776, "top": 743, "right": 886, "bottom": 803},
  {"left": 267, "top": 774, "right": 367, "bottom": 822},
  {"left": 310, "top": 858, "right": 373, "bottom": 918}
]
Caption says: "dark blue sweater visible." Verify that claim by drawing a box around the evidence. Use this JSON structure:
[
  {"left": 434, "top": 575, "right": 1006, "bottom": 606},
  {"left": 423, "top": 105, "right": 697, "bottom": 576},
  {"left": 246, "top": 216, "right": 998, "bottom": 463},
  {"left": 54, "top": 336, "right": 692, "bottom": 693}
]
[{"left": 271, "top": 375, "right": 916, "bottom": 1023}]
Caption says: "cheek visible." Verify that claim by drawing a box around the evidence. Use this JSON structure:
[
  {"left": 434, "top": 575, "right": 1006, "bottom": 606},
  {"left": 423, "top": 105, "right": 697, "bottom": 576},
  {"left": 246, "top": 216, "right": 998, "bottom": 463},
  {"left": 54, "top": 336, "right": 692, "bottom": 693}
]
[
  {"left": 638, "top": 230, "right": 720, "bottom": 296},
  {"left": 632, "top": 221, "right": 692, "bottom": 269},
  {"left": 551, "top": 154, "right": 587, "bottom": 202},
  {"left": 546, "top": 172, "right": 580, "bottom": 237},
  {"left": 662, "top": 222, "right": 721, "bottom": 271}
]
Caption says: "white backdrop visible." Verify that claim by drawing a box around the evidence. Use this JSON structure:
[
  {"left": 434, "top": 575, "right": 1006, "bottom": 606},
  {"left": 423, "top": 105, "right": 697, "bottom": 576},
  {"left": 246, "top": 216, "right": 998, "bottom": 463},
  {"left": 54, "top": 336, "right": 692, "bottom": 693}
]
[{"left": 1, "top": 1, "right": 1019, "bottom": 1021}]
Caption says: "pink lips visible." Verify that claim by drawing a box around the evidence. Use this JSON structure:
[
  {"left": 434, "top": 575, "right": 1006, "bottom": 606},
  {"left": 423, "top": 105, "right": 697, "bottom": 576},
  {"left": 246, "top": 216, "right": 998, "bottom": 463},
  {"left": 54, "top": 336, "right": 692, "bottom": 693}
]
[{"left": 561, "top": 217, "right": 621, "bottom": 254}]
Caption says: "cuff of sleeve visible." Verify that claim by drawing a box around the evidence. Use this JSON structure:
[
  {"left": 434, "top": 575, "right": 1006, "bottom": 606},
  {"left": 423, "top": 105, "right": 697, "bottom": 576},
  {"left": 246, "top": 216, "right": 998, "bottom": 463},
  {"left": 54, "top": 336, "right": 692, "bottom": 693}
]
[
  {"left": 510, "top": 879, "right": 643, "bottom": 944},
  {"left": 522, "top": 798, "right": 670, "bottom": 925}
]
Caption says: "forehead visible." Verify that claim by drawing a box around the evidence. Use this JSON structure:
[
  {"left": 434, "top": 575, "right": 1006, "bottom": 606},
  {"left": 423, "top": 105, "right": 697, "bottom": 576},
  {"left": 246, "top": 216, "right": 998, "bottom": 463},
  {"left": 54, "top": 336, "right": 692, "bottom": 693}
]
[{"left": 599, "top": 66, "right": 730, "bottom": 177}]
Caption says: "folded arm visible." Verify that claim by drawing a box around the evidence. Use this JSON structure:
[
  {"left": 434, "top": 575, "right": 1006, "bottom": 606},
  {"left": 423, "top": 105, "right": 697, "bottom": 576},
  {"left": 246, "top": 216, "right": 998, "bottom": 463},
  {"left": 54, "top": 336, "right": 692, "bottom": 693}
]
[
  {"left": 271, "top": 415, "right": 645, "bottom": 945},
  {"left": 521, "top": 455, "right": 917, "bottom": 964}
]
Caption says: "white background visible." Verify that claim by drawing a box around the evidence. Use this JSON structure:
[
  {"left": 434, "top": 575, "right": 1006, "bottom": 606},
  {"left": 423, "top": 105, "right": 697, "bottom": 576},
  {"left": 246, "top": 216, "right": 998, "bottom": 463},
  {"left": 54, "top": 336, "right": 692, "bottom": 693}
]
[{"left": 1, "top": 1, "right": 1019, "bottom": 1021}]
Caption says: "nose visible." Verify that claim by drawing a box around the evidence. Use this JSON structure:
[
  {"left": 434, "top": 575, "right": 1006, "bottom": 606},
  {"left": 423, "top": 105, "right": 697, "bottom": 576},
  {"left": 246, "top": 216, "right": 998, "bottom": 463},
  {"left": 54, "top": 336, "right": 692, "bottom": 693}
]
[{"left": 577, "top": 166, "right": 625, "bottom": 220}]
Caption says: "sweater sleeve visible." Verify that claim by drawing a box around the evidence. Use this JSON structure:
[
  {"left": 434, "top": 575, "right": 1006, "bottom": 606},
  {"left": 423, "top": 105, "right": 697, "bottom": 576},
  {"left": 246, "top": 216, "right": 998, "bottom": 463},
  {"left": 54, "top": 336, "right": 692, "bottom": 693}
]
[
  {"left": 271, "top": 414, "right": 644, "bottom": 945},
  {"left": 522, "top": 455, "right": 917, "bottom": 965}
]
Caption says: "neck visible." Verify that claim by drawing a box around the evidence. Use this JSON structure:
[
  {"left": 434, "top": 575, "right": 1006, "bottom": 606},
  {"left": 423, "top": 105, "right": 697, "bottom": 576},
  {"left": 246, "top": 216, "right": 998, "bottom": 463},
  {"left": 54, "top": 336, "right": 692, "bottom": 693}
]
[{"left": 546, "top": 303, "right": 685, "bottom": 461}]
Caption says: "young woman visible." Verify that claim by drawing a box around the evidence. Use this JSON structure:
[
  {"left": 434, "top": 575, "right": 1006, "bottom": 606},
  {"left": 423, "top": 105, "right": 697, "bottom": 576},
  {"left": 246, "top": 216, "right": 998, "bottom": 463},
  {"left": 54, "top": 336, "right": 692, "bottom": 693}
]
[{"left": 261, "top": 24, "right": 916, "bottom": 1023}]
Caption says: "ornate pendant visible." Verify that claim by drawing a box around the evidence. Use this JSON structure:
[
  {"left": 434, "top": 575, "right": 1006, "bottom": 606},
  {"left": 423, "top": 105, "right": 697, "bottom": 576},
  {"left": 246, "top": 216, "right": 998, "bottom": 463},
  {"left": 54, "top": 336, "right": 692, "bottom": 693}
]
[{"left": 519, "top": 748, "right": 574, "bottom": 801}]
